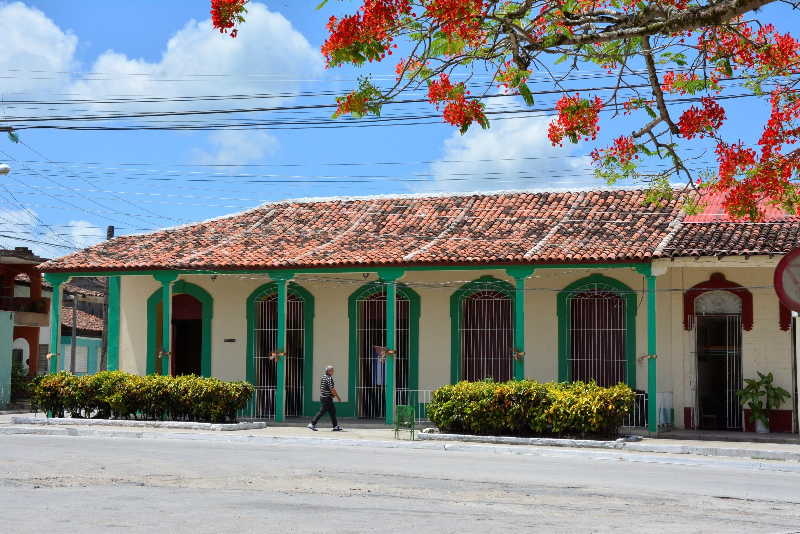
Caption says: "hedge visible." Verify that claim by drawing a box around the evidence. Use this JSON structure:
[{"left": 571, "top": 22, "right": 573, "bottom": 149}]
[
  {"left": 427, "top": 380, "right": 635, "bottom": 438},
  {"left": 31, "top": 371, "right": 254, "bottom": 424}
]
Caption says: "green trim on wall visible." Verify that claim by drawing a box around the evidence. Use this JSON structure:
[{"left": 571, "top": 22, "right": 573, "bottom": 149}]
[
  {"left": 244, "top": 281, "right": 316, "bottom": 417},
  {"left": 146, "top": 280, "right": 213, "bottom": 377},
  {"left": 449, "top": 275, "right": 515, "bottom": 384},
  {"left": 347, "top": 281, "right": 420, "bottom": 419},
  {"left": 556, "top": 273, "right": 637, "bottom": 388},
  {"left": 645, "top": 273, "right": 658, "bottom": 432},
  {"left": 43, "top": 274, "right": 69, "bottom": 374},
  {"left": 106, "top": 276, "right": 121, "bottom": 371},
  {"left": 60, "top": 337, "right": 102, "bottom": 375}
]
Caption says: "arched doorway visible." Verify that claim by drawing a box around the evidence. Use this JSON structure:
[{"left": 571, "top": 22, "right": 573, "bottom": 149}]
[
  {"left": 694, "top": 290, "right": 743, "bottom": 430},
  {"left": 451, "top": 277, "right": 514, "bottom": 383},
  {"left": 557, "top": 275, "right": 636, "bottom": 387},
  {"left": 147, "top": 281, "right": 213, "bottom": 377},
  {"left": 246, "top": 282, "right": 314, "bottom": 419},
  {"left": 171, "top": 294, "right": 202, "bottom": 376},
  {"left": 348, "top": 282, "right": 420, "bottom": 419}
]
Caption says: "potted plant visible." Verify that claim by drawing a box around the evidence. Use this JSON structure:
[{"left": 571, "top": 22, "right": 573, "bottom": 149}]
[{"left": 737, "top": 372, "right": 791, "bottom": 433}]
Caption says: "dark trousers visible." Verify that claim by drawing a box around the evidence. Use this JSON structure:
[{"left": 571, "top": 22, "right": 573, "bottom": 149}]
[{"left": 312, "top": 397, "right": 338, "bottom": 427}]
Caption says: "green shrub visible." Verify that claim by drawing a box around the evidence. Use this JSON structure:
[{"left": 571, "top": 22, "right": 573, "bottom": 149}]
[
  {"left": 427, "top": 380, "right": 635, "bottom": 438},
  {"left": 31, "top": 371, "right": 254, "bottom": 423}
]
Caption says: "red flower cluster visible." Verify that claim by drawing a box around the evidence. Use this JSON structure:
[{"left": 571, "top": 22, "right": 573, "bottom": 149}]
[
  {"left": 661, "top": 71, "right": 701, "bottom": 94},
  {"left": 424, "top": 0, "right": 485, "bottom": 43},
  {"left": 321, "top": 0, "right": 411, "bottom": 66},
  {"left": 678, "top": 97, "right": 726, "bottom": 139},
  {"left": 548, "top": 94, "right": 603, "bottom": 145},
  {"left": 591, "top": 136, "right": 638, "bottom": 165},
  {"left": 711, "top": 90, "right": 800, "bottom": 219},
  {"left": 699, "top": 23, "right": 800, "bottom": 76},
  {"left": 427, "top": 73, "right": 486, "bottom": 130},
  {"left": 210, "top": 0, "right": 247, "bottom": 38}
]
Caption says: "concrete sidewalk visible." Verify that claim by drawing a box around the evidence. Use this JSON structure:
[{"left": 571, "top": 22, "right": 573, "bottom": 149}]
[{"left": 3, "top": 413, "right": 800, "bottom": 463}]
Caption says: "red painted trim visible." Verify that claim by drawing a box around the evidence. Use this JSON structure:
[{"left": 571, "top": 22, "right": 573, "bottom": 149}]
[
  {"left": 12, "top": 326, "right": 40, "bottom": 377},
  {"left": 743, "top": 409, "right": 793, "bottom": 433},
  {"left": 780, "top": 302, "right": 792, "bottom": 331},
  {"left": 683, "top": 407, "right": 695, "bottom": 430},
  {"left": 683, "top": 273, "right": 753, "bottom": 331},
  {"left": 774, "top": 247, "right": 800, "bottom": 312}
]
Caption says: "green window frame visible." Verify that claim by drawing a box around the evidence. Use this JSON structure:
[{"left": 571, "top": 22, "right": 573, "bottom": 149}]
[
  {"left": 556, "top": 273, "right": 637, "bottom": 387},
  {"left": 245, "top": 281, "right": 315, "bottom": 416},
  {"left": 450, "top": 275, "right": 515, "bottom": 384},
  {"left": 347, "top": 281, "right": 420, "bottom": 418},
  {"left": 146, "top": 280, "right": 213, "bottom": 377}
]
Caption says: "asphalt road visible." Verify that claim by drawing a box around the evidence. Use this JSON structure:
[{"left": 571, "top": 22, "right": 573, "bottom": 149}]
[{"left": 1, "top": 434, "right": 799, "bottom": 533}]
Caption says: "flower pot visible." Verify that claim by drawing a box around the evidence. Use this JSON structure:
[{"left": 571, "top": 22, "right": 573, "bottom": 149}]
[{"left": 755, "top": 418, "right": 769, "bottom": 434}]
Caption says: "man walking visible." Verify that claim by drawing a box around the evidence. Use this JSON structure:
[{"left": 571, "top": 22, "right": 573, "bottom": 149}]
[{"left": 308, "top": 365, "right": 343, "bottom": 431}]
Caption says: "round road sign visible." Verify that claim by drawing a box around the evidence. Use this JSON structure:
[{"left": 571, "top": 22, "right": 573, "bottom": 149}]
[{"left": 774, "top": 248, "right": 800, "bottom": 311}]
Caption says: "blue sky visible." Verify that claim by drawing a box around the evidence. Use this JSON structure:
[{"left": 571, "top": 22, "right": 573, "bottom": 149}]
[{"left": 0, "top": 1, "right": 796, "bottom": 258}]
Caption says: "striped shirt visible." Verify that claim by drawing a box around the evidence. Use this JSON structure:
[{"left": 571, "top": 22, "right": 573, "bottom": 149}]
[{"left": 320, "top": 374, "right": 335, "bottom": 399}]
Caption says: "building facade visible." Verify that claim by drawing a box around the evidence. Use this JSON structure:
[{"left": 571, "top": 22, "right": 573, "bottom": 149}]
[{"left": 39, "top": 190, "right": 800, "bottom": 432}]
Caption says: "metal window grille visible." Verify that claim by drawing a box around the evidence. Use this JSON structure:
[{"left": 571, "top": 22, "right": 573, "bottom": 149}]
[
  {"left": 568, "top": 286, "right": 627, "bottom": 387},
  {"left": 694, "top": 313, "right": 742, "bottom": 430},
  {"left": 356, "top": 290, "right": 410, "bottom": 419},
  {"left": 252, "top": 293, "right": 305, "bottom": 419},
  {"left": 460, "top": 290, "right": 513, "bottom": 382}
]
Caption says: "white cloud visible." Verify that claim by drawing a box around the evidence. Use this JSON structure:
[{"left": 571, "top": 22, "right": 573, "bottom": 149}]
[
  {"left": 0, "top": 209, "right": 102, "bottom": 258},
  {"left": 427, "top": 109, "right": 594, "bottom": 193},
  {"left": 0, "top": 1, "right": 77, "bottom": 94},
  {"left": 70, "top": 3, "right": 322, "bottom": 109}
]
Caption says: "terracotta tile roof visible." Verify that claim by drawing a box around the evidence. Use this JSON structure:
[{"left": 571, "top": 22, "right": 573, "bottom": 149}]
[
  {"left": 36, "top": 189, "right": 800, "bottom": 273},
  {"left": 662, "top": 221, "right": 800, "bottom": 257},
  {"left": 39, "top": 190, "right": 688, "bottom": 272},
  {"left": 60, "top": 306, "right": 103, "bottom": 334},
  {"left": 14, "top": 273, "right": 105, "bottom": 297}
]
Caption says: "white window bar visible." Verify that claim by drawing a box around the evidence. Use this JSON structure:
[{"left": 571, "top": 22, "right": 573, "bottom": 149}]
[
  {"left": 356, "top": 290, "right": 410, "bottom": 419},
  {"left": 693, "top": 290, "right": 743, "bottom": 430},
  {"left": 460, "top": 289, "right": 513, "bottom": 382},
  {"left": 252, "top": 293, "right": 305, "bottom": 419},
  {"left": 568, "top": 285, "right": 627, "bottom": 387}
]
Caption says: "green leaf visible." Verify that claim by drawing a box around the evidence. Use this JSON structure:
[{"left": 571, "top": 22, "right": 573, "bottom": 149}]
[
  {"left": 519, "top": 84, "right": 534, "bottom": 106},
  {"left": 315, "top": 0, "right": 329, "bottom": 9},
  {"left": 555, "top": 54, "right": 569, "bottom": 65}
]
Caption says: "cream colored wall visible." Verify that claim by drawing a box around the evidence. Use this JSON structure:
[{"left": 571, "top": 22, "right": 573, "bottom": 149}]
[
  {"left": 113, "top": 262, "right": 795, "bottom": 430},
  {"left": 119, "top": 275, "right": 159, "bottom": 375}
]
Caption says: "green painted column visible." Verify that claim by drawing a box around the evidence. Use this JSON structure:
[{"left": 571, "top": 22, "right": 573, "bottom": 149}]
[
  {"left": 646, "top": 273, "right": 658, "bottom": 433},
  {"left": 506, "top": 267, "right": 535, "bottom": 381},
  {"left": 382, "top": 269, "right": 404, "bottom": 425},
  {"left": 107, "top": 276, "right": 121, "bottom": 371},
  {"left": 153, "top": 272, "right": 178, "bottom": 375},
  {"left": 271, "top": 272, "right": 293, "bottom": 422},
  {"left": 43, "top": 273, "right": 69, "bottom": 374}
]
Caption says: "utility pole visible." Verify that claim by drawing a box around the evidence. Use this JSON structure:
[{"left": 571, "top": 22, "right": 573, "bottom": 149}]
[{"left": 99, "top": 225, "right": 114, "bottom": 371}]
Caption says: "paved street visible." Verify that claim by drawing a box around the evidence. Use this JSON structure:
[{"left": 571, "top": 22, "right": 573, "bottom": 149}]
[{"left": 2, "top": 434, "right": 800, "bottom": 533}]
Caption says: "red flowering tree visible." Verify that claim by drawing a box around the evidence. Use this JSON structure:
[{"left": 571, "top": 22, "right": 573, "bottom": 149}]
[{"left": 213, "top": 0, "right": 800, "bottom": 220}]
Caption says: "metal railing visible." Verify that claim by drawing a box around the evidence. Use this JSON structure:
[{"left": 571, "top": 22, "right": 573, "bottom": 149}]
[
  {"left": 622, "top": 392, "right": 648, "bottom": 428},
  {"left": 237, "top": 388, "right": 276, "bottom": 421},
  {"left": 0, "top": 296, "right": 49, "bottom": 313}
]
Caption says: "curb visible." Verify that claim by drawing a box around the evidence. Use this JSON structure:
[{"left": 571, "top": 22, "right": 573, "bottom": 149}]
[
  {"left": 418, "top": 432, "right": 800, "bottom": 462},
  {"left": 4, "top": 424, "right": 800, "bottom": 466},
  {"left": 10, "top": 416, "right": 266, "bottom": 432}
]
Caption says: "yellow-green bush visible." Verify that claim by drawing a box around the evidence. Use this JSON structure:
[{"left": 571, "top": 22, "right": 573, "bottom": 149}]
[
  {"left": 31, "top": 371, "right": 254, "bottom": 423},
  {"left": 427, "top": 380, "right": 635, "bottom": 437}
]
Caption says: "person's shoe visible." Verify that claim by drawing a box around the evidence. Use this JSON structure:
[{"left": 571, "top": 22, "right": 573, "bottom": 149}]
[
  {"left": 307, "top": 423, "right": 318, "bottom": 431},
  {"left": 331, "top": 425, "right": 343, "bottom": 432}
]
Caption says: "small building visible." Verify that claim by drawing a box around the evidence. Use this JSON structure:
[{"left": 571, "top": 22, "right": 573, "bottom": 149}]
[{"left": 38, "top": 189, "right": 800, "bottom": 432}]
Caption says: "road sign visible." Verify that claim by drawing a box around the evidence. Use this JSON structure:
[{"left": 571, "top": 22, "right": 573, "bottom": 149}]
[{"left": 774, "top": 248, "right": 800, "bottom": 311}]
